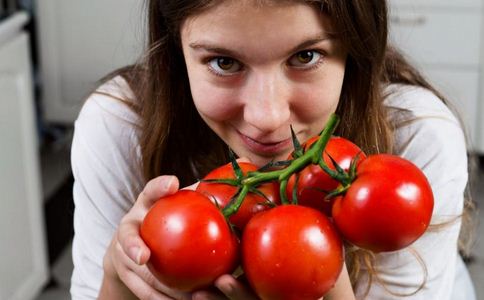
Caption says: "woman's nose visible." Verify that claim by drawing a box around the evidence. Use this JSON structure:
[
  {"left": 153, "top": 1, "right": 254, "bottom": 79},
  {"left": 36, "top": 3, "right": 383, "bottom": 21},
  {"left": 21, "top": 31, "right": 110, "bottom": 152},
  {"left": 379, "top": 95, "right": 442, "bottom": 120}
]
[{"left": 242, "top": 71, "right": 291, "bottom": 133}]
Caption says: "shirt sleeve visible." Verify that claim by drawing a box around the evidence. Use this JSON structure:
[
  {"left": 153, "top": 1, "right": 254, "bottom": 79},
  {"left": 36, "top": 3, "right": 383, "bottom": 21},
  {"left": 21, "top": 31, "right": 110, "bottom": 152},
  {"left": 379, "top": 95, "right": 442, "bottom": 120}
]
[
  {"left": 70, "top": 77, "right": 144, "bottom": 299},
  {"left": 353, "top": 85, "right": 468, "bottom": 299}
]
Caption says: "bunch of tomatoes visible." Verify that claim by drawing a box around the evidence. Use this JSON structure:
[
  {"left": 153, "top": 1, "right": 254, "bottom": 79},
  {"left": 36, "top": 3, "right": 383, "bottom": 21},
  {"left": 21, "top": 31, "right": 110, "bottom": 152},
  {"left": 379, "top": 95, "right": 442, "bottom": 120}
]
[{"left": 140, "top": 115, "right": 434, "bottom": 300}]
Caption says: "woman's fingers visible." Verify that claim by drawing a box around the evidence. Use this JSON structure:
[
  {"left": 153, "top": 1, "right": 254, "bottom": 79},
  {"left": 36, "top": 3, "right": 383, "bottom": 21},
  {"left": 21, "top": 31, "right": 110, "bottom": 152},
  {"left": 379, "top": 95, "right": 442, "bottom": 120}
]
[
  {"left": 119, "top": 268, "right": 192, "bottom": 300},
  {"left": 103, "top": 175, "right": 196, "bottom": 298},
  {"left": 214, "top": 274, "right": 259, "bottom": 299},
  {"left": 185, "top": 157, "right": 252, "bottom": 193},
  {"left": 117, "top": 268, "right": 173, "bottom": 300},
  {"left": 236, "top": 157, "right": 252, "bottom": 164},
  {"left": 191, "top": 290, "right": 227, "bottom": 300},
  {"left": 113, "top": 238, "right": 192, "bottom": 300},
  {"left": 183, "top": 181, "right": 199, "bottom": 191},
  {"left": 118, "top": 175, "right": 179, "bottom": 264},
  {"left": 137, "top": 175, "right": 179, "bottom": 213}
]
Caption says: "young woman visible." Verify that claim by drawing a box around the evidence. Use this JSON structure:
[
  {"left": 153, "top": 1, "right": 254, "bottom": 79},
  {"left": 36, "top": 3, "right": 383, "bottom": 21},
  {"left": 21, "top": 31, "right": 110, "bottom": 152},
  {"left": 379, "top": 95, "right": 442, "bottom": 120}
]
[{"left": 70, "top": 0, "right": 476, "bottom": 299}]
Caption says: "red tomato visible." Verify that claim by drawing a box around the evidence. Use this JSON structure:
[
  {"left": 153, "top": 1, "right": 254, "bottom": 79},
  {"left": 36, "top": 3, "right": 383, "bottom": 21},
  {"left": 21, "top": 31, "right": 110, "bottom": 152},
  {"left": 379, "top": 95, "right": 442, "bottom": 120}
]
[
  {"left": 332, "top": 154, "right": 434, "bottom": 252},
  {"left": 140, "top": 190, "right": 239, "bottom": 291},
  {"left": 286, "top": 136, "right": 366, "bottom": 215},
  {"left": 242, "top": 205, "right": 344, "bottom": 300},
  {"left": 197, "top": 162, "right": 280, "bottom": 229}
]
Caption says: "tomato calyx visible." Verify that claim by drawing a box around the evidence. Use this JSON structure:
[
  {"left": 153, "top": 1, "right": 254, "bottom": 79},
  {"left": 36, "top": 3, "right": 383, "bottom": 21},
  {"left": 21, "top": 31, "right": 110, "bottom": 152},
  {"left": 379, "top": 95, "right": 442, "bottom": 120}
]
[
  {"left": 318, "top": 151, "right": 363, "bottom": 199},
  {"left": 199, "top": 154, "right": 278, "bottom": 221},
  {"left": 289, "top": 125, "right": 305, "bottom": 159},
  {"left": 199, "top": 151, "right": 243, "bottom": 188}
]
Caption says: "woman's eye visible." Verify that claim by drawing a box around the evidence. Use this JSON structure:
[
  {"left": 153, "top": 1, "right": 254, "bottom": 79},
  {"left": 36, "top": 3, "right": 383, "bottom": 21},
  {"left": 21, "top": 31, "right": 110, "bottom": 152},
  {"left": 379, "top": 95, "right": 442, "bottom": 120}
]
[
  {"left": 288, "top": 50, "right": 323, "bottom": 68},
  {"left": 208, "top": 57, "right": 242, "bottom": 75}
]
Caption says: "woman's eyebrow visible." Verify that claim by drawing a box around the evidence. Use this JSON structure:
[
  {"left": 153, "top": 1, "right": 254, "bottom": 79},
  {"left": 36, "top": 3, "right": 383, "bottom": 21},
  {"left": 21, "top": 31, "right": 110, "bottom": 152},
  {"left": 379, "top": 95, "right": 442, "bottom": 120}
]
[
  {"left": 189, "top": 42, "right": 240, "bottom": 58},
  {"left": 189, "top": 34, "right": 334, "bottom": 58},
  {"left": 287, "top": 35, "right": 334, "bottom": 54}
]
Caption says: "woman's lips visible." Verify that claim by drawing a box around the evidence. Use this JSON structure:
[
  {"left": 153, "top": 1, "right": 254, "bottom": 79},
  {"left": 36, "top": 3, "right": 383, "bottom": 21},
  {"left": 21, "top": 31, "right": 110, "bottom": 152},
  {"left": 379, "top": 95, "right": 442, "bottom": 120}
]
[{"left": 238, "top": 131, "right": 293, "bottom": 156}]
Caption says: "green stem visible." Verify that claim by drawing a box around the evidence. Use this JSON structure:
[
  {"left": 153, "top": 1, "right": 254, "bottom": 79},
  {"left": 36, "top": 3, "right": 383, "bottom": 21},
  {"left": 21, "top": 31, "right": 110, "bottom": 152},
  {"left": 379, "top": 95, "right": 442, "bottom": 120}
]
[
  {"left": 279, "top": 179, "right": 289, "bottom": 205},
  {"left": 222, "top": 114, "right": 340, "bottom": 217},
  {"left": 222, "top": 185, "right": 250, "bottom": 218},
  {"left": 318, "top": 160, "right": 351, "bottom": 185}
]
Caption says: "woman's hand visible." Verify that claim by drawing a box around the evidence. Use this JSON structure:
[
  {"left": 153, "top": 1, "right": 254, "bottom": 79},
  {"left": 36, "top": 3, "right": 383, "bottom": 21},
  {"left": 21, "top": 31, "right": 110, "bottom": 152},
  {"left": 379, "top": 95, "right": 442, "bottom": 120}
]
[
  {"left": 192, "top": 274, "right": 259, "bottom": 300},
  {"left": 99, "top": 175, "right": 192, "bottom": 300}
]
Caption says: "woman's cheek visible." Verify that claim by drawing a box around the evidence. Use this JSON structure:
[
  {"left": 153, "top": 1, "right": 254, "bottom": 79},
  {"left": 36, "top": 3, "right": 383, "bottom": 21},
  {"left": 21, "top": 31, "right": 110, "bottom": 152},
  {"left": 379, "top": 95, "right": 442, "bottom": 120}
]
[
  {"left": 288, "top": 86, "right": 340, "bottom": 124},
  {"left": 191, "top": 85, "right": 241, "bottom": 121}
]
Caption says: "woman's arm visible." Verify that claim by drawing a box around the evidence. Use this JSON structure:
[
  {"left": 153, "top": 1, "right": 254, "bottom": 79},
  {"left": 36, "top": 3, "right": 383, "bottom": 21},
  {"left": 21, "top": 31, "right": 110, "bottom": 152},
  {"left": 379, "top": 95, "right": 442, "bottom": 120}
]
[{"left": 99, "top": 266, "right": 138, "bottom": 300}]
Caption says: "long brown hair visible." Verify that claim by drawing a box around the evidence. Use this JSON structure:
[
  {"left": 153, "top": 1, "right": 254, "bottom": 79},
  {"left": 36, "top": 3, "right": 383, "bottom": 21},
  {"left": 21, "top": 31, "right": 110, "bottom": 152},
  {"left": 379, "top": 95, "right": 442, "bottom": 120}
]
[{"left": 108, "top": 0, "right": 474, "bottom": 295}]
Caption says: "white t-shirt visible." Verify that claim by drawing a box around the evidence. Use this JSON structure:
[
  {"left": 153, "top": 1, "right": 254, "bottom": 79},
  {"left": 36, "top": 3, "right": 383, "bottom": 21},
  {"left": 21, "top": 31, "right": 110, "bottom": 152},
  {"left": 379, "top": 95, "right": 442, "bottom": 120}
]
[{"left": 70, "top": 76, "right": 470, "bottom": 299}]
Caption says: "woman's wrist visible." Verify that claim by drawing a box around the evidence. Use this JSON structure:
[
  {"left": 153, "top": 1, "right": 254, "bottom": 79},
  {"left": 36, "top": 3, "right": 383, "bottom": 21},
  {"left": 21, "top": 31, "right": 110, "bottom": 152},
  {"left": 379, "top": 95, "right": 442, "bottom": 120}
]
[
  {"left": 98, "top": 240, "right": 136, "bottom": 299},
  {"left": 98, "top": 271, "right": 137, "bottom": 300}
]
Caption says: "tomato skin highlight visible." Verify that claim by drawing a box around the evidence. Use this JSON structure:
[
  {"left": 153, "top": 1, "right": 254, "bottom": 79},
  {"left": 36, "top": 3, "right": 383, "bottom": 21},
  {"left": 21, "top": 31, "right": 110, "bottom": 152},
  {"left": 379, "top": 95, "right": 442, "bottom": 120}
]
[
  {"left": 287, "top": 136, "right": 366, "bottom": 215},
  {"left": 197, "top": 162, "right": 280, "bottom": 229},
  {"left": 332, "top": 154, "right": 434, "bottom": 252},
  {"left": 140, "top": 190, "right": 239, "bottom": 292},
  {"left": 242, "top": 205, "right": 344, "bottom": 300}
]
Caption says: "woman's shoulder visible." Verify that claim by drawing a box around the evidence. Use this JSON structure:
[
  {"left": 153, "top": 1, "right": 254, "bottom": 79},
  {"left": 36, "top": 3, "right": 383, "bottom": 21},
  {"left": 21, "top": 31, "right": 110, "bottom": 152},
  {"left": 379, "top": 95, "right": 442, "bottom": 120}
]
[
  {"left": 72, "top": 74, "right": 144, "bottom": 207},
  {"left": 383, "top": 83, "right": 460, "bottom": 126},
  {"left": 78, "top": 75, "right": 140, "bottom": 126},
  {"left": 383, "top": 83, "right": 465, "bottom": 151},
  {"left": 73, "top": 75, "right": 142, "bottom": 169}
]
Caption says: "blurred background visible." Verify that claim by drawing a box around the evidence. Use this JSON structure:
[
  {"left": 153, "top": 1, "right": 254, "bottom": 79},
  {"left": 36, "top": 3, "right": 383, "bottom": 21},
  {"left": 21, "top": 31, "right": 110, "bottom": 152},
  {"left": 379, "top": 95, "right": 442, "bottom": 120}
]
[{"left": 0, "top": 0, "right": 483, "bottom": 299}]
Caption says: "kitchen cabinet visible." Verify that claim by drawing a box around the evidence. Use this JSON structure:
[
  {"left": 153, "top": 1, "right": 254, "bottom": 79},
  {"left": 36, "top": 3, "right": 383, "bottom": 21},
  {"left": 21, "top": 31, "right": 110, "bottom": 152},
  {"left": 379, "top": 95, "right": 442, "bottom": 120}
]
[
  {"left": 35, "top": 0, "right": 144, "bottom": 124},
  {"left": 0, "top": 11, "right": 49, "bottom": 300},
  {"left": 388, "top": 0, "right": 484, "bottom": 153}
]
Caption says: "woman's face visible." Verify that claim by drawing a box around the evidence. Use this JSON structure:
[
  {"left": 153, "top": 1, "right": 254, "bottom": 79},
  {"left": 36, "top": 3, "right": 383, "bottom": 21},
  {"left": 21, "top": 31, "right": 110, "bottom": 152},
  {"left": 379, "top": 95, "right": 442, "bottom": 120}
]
[{"left": 181, "top": 0, "right": 347, "bottom": 166}]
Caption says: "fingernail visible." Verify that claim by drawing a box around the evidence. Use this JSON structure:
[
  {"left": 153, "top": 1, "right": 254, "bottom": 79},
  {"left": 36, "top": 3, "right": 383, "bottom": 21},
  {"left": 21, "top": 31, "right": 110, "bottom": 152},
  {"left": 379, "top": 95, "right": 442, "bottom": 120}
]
[
  {"left": 221, "top": 283, "right": 235, "bottom": 296},
  {"left": 128, "top": 246, "right": 141, "bottom": 264},
  {"left": 164, "top": 176, "right": 174, "bottom": 190}
]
